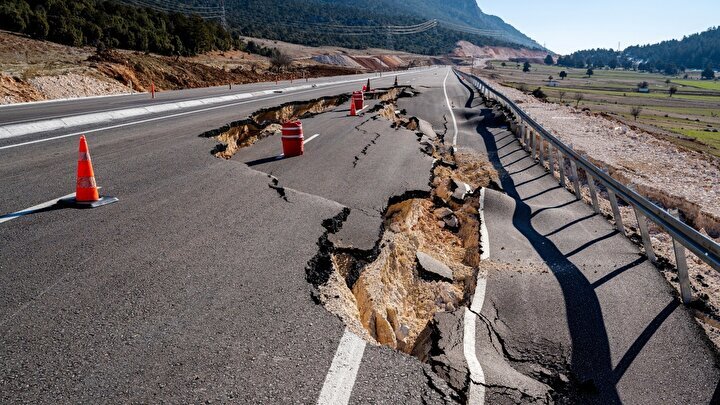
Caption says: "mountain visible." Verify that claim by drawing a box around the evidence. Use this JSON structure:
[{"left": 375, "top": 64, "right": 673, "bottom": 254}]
[
  {"left": 317, "top": 0, "right": 542, "bottom": 49},
  {"left": 222, "top": 0, "right": 542, "bottom": 54}
]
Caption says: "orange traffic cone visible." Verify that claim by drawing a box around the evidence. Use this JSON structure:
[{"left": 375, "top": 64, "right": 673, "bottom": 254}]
[
  {"left": 350, "top": 99, "right": 357, "bottom": 116},
  {"left": 60, "top": 136, "right": 118, "bottom": 208},
  {"left": 366, "top": 78, "right": 371, "bottom": 92}
]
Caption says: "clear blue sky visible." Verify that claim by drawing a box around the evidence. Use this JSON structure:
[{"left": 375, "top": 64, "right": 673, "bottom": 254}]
[{"left": 478, "top": 1, "right": 720, "bottom": 54}]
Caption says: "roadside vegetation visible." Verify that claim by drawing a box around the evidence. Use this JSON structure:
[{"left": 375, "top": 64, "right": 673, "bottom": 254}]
[{"left": 490, "top": 60, "right": 720, "bottom": 156}]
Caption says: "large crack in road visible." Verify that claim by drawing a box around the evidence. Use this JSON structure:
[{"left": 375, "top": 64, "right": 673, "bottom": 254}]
[{"left": 196, "top": 83, "right": 584, "bottom": 403}]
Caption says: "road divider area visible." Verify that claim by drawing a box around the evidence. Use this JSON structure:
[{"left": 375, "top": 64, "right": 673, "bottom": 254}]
[{"left": 0, "top": 68, "right": 435, "bottom": 141}]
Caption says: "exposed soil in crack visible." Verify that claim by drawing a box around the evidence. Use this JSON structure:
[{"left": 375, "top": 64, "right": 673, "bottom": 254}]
[
  {"left": 200, "top": 85, "right": 417, "bottom": 160},
  {"left": 304, "top": 100, "right": 503, "bottom": 402},
  {"left": 200, "top": 94, "right": 351, "bottom": 159}
]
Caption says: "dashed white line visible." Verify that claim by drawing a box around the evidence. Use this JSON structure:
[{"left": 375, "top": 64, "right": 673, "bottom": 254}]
[
  {"left": 305, "top": 133, "right": 320, "bottom": 144},
  {"left": 0, "top": 192, "right": 75, "bottom": 224},
  {"left": 317, "top": 328, "right": 366, "bottom": 405},
  {"left": 442, "top": 68, "right": 459, "bottom": 146}
]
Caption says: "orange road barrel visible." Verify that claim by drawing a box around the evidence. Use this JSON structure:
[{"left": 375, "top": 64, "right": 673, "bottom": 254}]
[
  {"left": 352, "top": 91, "right": 364, "bottom": 110},
  {"left": 281, "top": 121, "right": 304, "bottom": 157}
]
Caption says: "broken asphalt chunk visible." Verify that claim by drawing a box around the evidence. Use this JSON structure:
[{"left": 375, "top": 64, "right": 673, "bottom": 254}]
[
  {"left": 451, "top": 179, "right": 473, "bottom": 202},
  {"left": 416, "top": 251, "right": 453, "bottom": 282}
]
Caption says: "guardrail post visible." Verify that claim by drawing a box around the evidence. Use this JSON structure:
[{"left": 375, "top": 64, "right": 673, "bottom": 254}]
[
  {"left": 586, "top": 173, "right": 600, "bottom": 213},
  {"left": 538, "top": 136, "right": 545, "bottom": 168},
  {"left": 547, "top": 144, "right": 555, "bottom": 178},
  {"left": 531, "top": 131, "right": 538, "bottom": 160},
  {"left": 569, "top": 159, "right": 582, "bottom": 199},
  {"left": 669, "top": 209, "right": 693, "bottom": 304},
  {"left": 558, "top": 152, "right": 566, "bottom": 186},
  {"left": 607, "top": 190, "right": 625, "bottom": 236},
  {"left": 522, "top": 125, "right": 529, "bottom": 150},
  {"left": 634, "top": 207, "right": 657, "bottom": 263}
]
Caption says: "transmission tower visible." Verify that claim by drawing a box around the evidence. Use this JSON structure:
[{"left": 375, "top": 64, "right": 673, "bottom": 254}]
[{"left": 220, "top": 0, "right": 227, "bottom": 29}]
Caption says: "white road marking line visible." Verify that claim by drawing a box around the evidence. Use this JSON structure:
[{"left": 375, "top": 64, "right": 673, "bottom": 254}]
[
  {"left": 464, "top": 308, "right": 486, "bottom": 405},
  {"left": 479, "top": 188, "right": 490, "bottom": 261},
  {"left": 305, "top": 133, "right": 320, "bottom": 144},
  {"left": 463, "top": 189, "right": 490, "bottom": 404},
  {"left": 317, "top": 328, "right": 366, "bottom": 405},
  {"left": 1, "top": 131, "right": 320, "bottom": 222},
  {"left": 443, "top": 68, "right": 459, "bottom": 146},
  {"left": 0, "top": 88, "right": 337, "bottom": 151},
  {"left": 0, "top": 192, "right": 75, "bottom": 224},
  {"left": 0, "top": 68, "right": 437, "bottom": 148}
]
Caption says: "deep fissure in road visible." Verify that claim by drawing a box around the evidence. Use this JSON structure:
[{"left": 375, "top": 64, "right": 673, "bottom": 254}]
[
  {"left": 200, "top": 86, "right": 416, "bottom": 160},
  {"left": 305, "top": 101, "right": 501, "bottom": 400}
]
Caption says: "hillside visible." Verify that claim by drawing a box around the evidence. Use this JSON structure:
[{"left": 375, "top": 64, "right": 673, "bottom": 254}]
[
  {"left": 196, "top": 0, "right": 543, "bottom": 55},
  {"left": 624, "top": 26, "right": 720, "bottom": 70},
  {"left": 558, "top": 27, "right": 720, "bottom": 72}
]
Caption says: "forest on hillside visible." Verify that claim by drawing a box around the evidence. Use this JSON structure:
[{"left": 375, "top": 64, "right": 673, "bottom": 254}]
[
  {"left": 0, "top": 0, "right": 529, "bottom": 57},
  {"left": 0, "top": 0, "right": 239, "bottom": 55},
  {"left": 223, "top": 0, "right": 522, "bottom": 55},
  {"left": 557, "top": 27, "right": 720, "bottom": 74}
]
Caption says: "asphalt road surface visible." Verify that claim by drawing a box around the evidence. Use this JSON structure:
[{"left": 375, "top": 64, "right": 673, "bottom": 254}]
[{"left": 1, "top": 67, "right": 718, "bottom": 404}]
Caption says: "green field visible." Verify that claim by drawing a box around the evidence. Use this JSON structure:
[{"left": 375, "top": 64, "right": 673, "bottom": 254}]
[
  {"left": 481, "top": 61, "right": 720, "bottom": 156},
  {"left": 673, "top": 79, "right": 720, "bottom": 91}
]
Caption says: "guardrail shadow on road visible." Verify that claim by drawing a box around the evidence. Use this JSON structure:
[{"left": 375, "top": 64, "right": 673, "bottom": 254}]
[{"left": 477, "top": 116, "right": 623, "bottom": 402}]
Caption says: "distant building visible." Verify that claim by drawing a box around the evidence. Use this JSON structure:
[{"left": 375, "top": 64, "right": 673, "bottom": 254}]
[
  {"left": 548, "top": 81, "right": 560, "bottom": 87},
  {"left": 637, "top": 87, "right": 650, "bottom": 93}
]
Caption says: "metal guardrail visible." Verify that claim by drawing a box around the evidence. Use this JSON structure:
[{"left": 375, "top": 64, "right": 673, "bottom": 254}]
[{"left": 455, "top": 69, "right": 720, "bottom": 304}]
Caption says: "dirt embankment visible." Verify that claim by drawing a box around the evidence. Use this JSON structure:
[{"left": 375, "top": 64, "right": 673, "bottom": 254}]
[
  {"left": 452, "top": 41, "right": 551, "bottom": 63},
  {"left": 0, "top": 31, "right": 373, "bottom": 104}
]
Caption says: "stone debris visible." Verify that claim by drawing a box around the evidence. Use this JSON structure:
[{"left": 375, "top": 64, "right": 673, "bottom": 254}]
[
  {"left": 416, "top": 251, "right": 454, "bottom": 282},
  {"left": 451, "top": 179, "right": 473, "bottom": 201},
  {"left": 443, "top": 215, "right": 460, "bottom": 230},
  {"left": 433, "top": 207, "right": 454, "bottom": 219}
]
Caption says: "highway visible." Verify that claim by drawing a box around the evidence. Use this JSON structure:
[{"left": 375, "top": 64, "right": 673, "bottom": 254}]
[{"left": 1, "top": 67, "right": 719, "bottom": 404}]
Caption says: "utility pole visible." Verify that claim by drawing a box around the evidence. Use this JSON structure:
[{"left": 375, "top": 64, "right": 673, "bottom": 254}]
[{"left": 220, "top": 0, "right": 227, "bottom": 29}]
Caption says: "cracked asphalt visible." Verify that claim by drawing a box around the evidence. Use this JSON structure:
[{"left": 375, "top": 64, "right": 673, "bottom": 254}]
[
  {"left": 0, "top": 68, "right": 458, "bottom": 403},
  {"left": 2, "top": 66, "right": 718, "bottom": 404}
]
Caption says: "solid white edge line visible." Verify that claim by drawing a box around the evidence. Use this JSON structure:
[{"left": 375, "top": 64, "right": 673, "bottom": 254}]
[
  {"left": 317, "top": 328, "right": 366, "bottom": 405},
  {"left": 464, "top": 188, "right": 490, "bottom": 404},
  {"left": 0, "top": 67, "right": 437, "bottom": 142},
  {"left": 0, "top": 192, "right": 75, "bottom": 224},
  {"left": 0, "top": 68, "right": 436, "bottom": 151},
  {"left": 464, "top": 308, "right": 486, "bottom": 405},
  {"left": 442, "top": 67, "right": 459, "bottom": 147},
  {"left": 479, "top": 188, "right": 490, "bottom": 261}
]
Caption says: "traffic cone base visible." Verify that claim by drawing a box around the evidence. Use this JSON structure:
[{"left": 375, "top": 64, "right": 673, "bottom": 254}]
[
  {"left": 59, "top": 135, "right": 118, "bottom": 209},
  {"left": 59, "top": 195, "right": 119, "bottom": 209}
]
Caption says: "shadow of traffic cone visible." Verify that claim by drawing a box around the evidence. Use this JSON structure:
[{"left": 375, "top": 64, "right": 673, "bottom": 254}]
[
  {"left": 60, "top": 136, "right": 118, "bottom": 208},
  {"left": 349, "top": 99, "right": 357, "bottom": 116}
]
